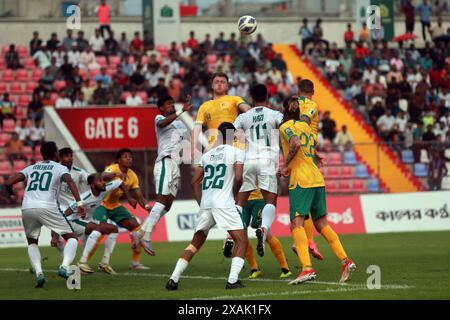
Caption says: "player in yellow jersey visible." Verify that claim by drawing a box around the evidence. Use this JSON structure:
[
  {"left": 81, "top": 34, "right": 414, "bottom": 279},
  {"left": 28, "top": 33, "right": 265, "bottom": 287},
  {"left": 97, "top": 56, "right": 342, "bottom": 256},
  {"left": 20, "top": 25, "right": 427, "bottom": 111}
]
[
  {"left": 88, "top": 148, "right": 152, "bottom": 271},
  {"left": 193, "top": 72, "right": 251, "bottom": 156},
  {"left": 292, "top": 79, "right": 324, "bottom": 260},
  {"left": 279, "top": 98, "right": 356, "bottom": 284}
]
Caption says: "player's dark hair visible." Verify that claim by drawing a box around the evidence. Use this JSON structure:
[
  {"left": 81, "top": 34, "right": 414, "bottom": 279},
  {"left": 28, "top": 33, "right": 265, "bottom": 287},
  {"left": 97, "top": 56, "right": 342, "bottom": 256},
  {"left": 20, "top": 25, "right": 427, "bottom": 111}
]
[
  {"left": 217, "top": 122, "right": 235, "bottom": 144},
  {"left": 116, "top": 148, "right": 132, "bottom": 160},
  {"left": 157, "top": 95, "right": 174, "bottom": 109},
  {"left": 59, "top": 147, "right": 73, "bottom": 157},
  {"left": 282, "top": 97, "right": 299, "bottom": 123},
  {"left": 250, "top": 84, "right": 268, "bottom": 103},
  {"left": 87, "top": 173, "right": 100, "bottom": 185},
  {"left": 211, "top": 72, "right": 229, "bottom": 83},
  {"left": 298, "top": 79, "right": 314, "bottom": 94},
  {"left": 41, "top": 141, "right": 58, "bottom": 160}
]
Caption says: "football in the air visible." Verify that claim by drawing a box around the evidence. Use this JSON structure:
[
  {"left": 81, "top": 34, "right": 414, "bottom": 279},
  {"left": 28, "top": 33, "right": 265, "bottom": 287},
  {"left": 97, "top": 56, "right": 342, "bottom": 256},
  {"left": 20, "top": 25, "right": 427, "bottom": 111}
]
[{"left": 238, "top": 15, "right": 257, "bottom": 35}]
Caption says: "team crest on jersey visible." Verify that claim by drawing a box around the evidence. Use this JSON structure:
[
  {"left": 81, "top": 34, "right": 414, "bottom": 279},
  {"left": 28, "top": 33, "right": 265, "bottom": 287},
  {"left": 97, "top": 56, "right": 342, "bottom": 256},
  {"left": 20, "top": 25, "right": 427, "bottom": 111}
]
[
  {"left": 308, "top": 108, "right": 316, "bottom": 117},
  {"left": 220, "top": 102, "right": 230, "bottom": 109},
  {"left": 206, "top": 112, "right": 211, "bottom": 121}
]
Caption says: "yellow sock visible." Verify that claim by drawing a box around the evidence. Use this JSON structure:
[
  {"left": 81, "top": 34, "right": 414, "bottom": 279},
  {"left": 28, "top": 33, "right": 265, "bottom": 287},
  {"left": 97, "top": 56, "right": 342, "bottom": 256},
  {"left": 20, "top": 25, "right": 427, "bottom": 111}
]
[
  {"left": 267, "top": 236, "right": 289, "bottom": 270},
  {"left": 245, "top": 243, "right": 259, "bottom": 270},
  {"left": 87, "top": 234, "right": 104, "bottom": 262},
  {"left": 304, "top": 215, "right": 315, "bottom": 242},
  {"left": 292, "top": 227, "right": 312, "bottom": 271},
  {"left": 320, "top": 225, "right": 347, "bottom": 261}
]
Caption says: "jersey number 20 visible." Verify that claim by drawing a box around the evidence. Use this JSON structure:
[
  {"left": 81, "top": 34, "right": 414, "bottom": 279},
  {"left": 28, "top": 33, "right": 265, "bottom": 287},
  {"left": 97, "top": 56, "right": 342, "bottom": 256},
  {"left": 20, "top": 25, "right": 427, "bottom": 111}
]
[{"left": 27, "top": 172, "right": 53, "bottom": 192}]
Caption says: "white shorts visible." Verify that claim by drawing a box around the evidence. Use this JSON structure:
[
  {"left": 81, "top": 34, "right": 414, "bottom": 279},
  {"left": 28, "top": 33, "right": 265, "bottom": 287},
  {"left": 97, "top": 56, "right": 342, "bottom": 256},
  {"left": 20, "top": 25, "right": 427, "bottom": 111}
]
[
  {"left": 195, "top": 207, "right": 244, "bottom": 235},
  {"left": 154, "top": 157, "right": 180, "bottom": 197},
  {"left": 69, "top": 219, "right": 89, "bottom": 238},
  {"left": 240, "top": 159, "right": 278, "bottom": 194},
  {"left": 22, "top": 208, "right": 75, "bottom": 240}
]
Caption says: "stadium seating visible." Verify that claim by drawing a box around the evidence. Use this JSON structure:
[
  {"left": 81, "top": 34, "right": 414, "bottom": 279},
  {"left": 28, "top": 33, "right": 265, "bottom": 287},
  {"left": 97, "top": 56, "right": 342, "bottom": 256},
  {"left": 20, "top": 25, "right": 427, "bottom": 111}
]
[
  {"left": 338, "top": 180, "right": 352, "bottom": 193},
  {"left": 352, "top": 179, "right": 367, "bottom": 192},
  {"left": 0, "top": 133, "right": 10, "bottom": 147},
  {"left": 354, "top": 164, "right": 369, "bottom": 178},
  {"left": 340, "top": 166, "right": 354, "bottom": 178},
  {"left": 9, "top": 82, "right": 23, "bottom": 95},
  {"left": 12, "top": 160, "right": 27, "bottom": 172},
  {"left": 53, "top": 80, "right": 67, "bottom": 91},
  {"left": 327, "top": 152, "right": 342, "bottom": 165},
  {"left": 31, "top": 69, "right": 43, "bottom": 81},
  {"left": 24, "top": 57, "right": 35, "bottom": 69},
  {"left": 25, "top": 81, "right": 37, "bottom": 94},
  {"left": 326, "top": 166, "right": 340, "bottom": 179},
  {"left": 15, "top": 69, "right": 29, "bottom": 81},
  {"left": 2, "top": 119, "right": 16, "bottom": 133},
  {"left": 0, "top": 161, "right": 11, "bottom": 175},
  {"left": 0, "top": 82, "right": 7, "bottom": 92},
  {"left": 367, "top": 179, "right": 380, "bottom": 192},
  {"left": 22, "top": 146, "right": 33, "bottom": 160},
  {"left": 0, "top": 59, "right": 6, "bottom": 69},
  {"left": 109, "top": 56, "right": 121, "bottom": 67},
  {"left": 401, "top": 150, "right": 414, "bottom": 164},
  {"left": 325, "top": 180, "right": 338, "bottom": 193},
  {"left": 343, "top": 151, "right": 358, "bottom": 165},
  {"left": 414, "top": 163, "right": 427, "bottom": 177},
  {"left": 2, "top": 69, "right": 14, "bottom": 81},
  {"left": 17, "top": 95, "right": 31, "bottom": 108}
]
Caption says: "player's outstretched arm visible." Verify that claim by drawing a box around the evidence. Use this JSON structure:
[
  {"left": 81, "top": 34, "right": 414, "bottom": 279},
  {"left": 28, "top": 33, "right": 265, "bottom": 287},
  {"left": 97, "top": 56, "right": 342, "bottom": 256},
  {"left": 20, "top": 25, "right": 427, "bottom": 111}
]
[
  {"left": 102, "top": 171, "right": 125, "bottom": 182},
  {"left": 238, "top": 102, "right": 251, "bottom": 113},
  {"left": 233, "top": 163, "right": 244, "bottom": 198},
  {"left": 5, "top": 173, "right": 25, "bottom": 201},
  {"left": 62, "top": 173, "right": 86, "bottom": 218},
  {"left": 121, "top": 183, "right": 137, "bottom": 209},
  {"left": 158, "top": 95, "right": 193, "bottom": 128},
  {"left": 192, "top": 166, "right": 204, "bottom": 205},
  {"left": 130, "top": 188, "right": 149, "bottom": 211}
]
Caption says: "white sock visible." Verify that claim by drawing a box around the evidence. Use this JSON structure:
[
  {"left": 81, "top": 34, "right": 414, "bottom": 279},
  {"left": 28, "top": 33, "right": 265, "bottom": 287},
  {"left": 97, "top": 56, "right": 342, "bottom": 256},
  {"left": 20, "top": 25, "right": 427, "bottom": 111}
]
[
  {"left": 170, "top": 258, "right": 189, "bottom": 283},
  {"left": 228, "top": 257, "right": 245, "bottom": 284},
  {"left": 102, "top": 233, "right": 118, "bottom": 264},
  {"left": 261, "top": 203, "right": 276, "bottom": 232},
  {"left": 28, "top": 244, "right": 43, "bottom": 276},
  {"left": 142, "top": 202, "right": 166, "bottom": 241},
  {"left": 61, "top": 238, "right": 78, "bottom": 268},
  {"left": 80, "top": 230, "right": 101, "bottom": 263}
]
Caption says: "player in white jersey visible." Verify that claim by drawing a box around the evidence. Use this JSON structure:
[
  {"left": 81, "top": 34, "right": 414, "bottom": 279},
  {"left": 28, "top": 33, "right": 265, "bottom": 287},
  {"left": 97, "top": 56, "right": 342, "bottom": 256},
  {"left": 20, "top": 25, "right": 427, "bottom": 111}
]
[
  {"left": 233, "top": 84, "right": 283, "bottom": 257},
  {"left": 166, "top": 122, "right": 248, "bottom": 290},
  {"left": 64, "top": 173, "right": 126, "bottom": 274},
  {"left": 5, "top": 141, "right": 86, "bottom": 288},
  {"left": 51, "top": 147, "right": 90, "bottom": 254},
  {"left": 137, "top": 95, "right": 191, "bottom": 255}
]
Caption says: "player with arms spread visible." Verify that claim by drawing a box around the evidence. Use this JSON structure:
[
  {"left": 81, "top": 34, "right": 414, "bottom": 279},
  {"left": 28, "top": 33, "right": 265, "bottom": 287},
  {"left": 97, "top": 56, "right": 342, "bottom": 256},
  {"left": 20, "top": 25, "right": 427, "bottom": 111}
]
[
  {"left": 166, "top": 122, "right": 248, "bottom": 290},
  {"left": 5, "top": 141, "right": 86, "bottom": 288},
  {"left": 279, "top": 98, "right": 356, "bottom": 284}
]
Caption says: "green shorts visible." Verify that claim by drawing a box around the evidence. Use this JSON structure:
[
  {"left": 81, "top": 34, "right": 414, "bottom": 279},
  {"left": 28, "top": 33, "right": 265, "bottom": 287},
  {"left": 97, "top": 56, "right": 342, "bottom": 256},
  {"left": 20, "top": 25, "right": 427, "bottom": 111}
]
[
  {"left": 241, "top": 199, "right": 265, "bottom": 229},
  {"left": 289, "top": 186, "right": 327, "bottom": 222},
  {"left": 93, "top": 205, "right": 134, "bottom": 224}
]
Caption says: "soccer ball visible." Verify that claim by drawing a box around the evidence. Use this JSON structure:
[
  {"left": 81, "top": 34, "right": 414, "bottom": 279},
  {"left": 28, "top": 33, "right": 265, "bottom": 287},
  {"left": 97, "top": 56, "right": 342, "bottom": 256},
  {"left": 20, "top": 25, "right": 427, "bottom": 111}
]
[{"left": 238, "top": 15, "right": 257, "bottom": 35}]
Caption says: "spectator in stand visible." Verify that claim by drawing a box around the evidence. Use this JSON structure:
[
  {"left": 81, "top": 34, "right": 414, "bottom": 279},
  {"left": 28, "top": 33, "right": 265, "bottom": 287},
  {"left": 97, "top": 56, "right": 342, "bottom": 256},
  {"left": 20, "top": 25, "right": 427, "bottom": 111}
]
[
  {"left": 28, "top": 93, "right": 44, "bottom": 122},
  {"left": 423, "top": 123, "right": 437, "bottom": 157},
  {"left": 81, "top": 79, "right": 94, "bottom": 104},
  {"left": 5, "top": 45, "right": 23, "bottom": 69},
  {"left": 417, "top": 0, "right": 432, "bottom": 41},
  {"left": 94, "top": 67, "right": 112, "bottom": 89},
  {"left": 321, "top": 111, "right": 337, "bottom": 141},
  {"left": 40, "top": 66, "right": 55, "bottom": 91},
  {"left": 227, "top": 33, "right": 238, "bottom": 53},
  {"left": 0, "top": 93, "right": 17, "bottom": 129},
  {"left": 299, "top": 18, "right": 313, "bottom": 53},
  {"left": 55, "top": 91, "right": 72, "bottom": 108},
  {"left": 312, "top": 19, "right": 329, "bottom": 50},
  {"left": 359, "top": 22, "right": 370, "bottom": 43},
  {"left": 164, "top": 54, "right": 181, "bottom": 76},
  {"left": 272, "top": 53, "right": 287, "bottom": 71},
  {"left": 145, "top": 63, "right": 164, "bottom": 88},
  {"left": 62, "top": 29, "right": 75, "bottom": 52},
  {"left": 430, "top": 17, "right": 445, "bottom": 40},
  {"left": 200, "top": 33, "right": 212, "bottom": 51},
  {"left": 395, "top": 110, "right": 409, "bottom": 133},
  {"left": 143, "top": 31, "right": 154, "bottom": 53},
  {"left": 344, "top": 24, "right": 354, "bottom": 45},
  {"left": 434, "top": 121, "right": 448, "bottom": 142},
  {"left": 73, "top": 92, "right": 88, "bottom": 107},
  {"left": 126, "top": 89, "right": 143, "bottom": 107},
  {"left": 334, "top": 125, "right": 353, "bottom": 152},
  {"left": 178, "top": 42, "right": 193, "bottom": 64},
  {"left": 403, "top": 0, "right": 415, "bottom": 34},
  {"left": 79, "top": 46, "right": 100, "bottom": 70},
  {"left": 105, "top": 31, "right": 119, "bottom": 57},
  {"left": 325, "top": 52, "right": 340, "bottom": 79},
  {"left": 46, "top": 33, "right": 60, "bottom": 53},
  {"left": 58, "top": 55, "right": 74, "bottom": 82},
  {"left": 29, "top": 31, "right": 43, "bottom": 56},
  {"left": 15, "top": 118, "right": 30, "bottom": 144},
  {"left": 89, "top": 28, "right": 105, "bottom": 56},
  {"left": 29, "top": 118, "right": 45, "bottom": 150},
  {"left": 48, "top": 56, "right": 60, "bottom": 78},
  {"left": 5, "top": 133, "right": 27, "bottom": 164},
  {"left": 76, "top": 31, "right": 89, "bottom": 52},
  {"left": 354, "top": 41, "right": 369, "bottom": 70},
  {"left": 41, "top": 91, "right": 53, "bottom": 107},
  {"left": 214, "top": 32, "right": 228, "bottom": 52},
  {"left": 428, "top": 148, "right": 448, "bottom": 190},
  {"left": 129, "top": 64, "right": 146, "bottom": 90},
  {"left": 130, "top": 32, "right": 143, "bottom": 55},
  {"left": 377, "top": 108, "right": 396, "bottom": 140},
  {"left": 96, "top": 0, "right": 112, "bottom": 38},
  {"left": 440, "top": 109, "right": 450, "bottom": 127},
  {"left": 187, "top": 31, "right": 199, "bottom": 49},
  {"left": 92, "top": 81, "right": 109, "bottom": 105},
  {"left": 387, "top": 67, "right": 403, "bottom": 83},
  {"left": 149, "top": 77, "right": 169, "bottom": 99},
  {"left": 66, "top": 42, "right": 80, "bottom": 67},
  {"left": 119, "top": 32, "right": 129, "bottom": 57}
]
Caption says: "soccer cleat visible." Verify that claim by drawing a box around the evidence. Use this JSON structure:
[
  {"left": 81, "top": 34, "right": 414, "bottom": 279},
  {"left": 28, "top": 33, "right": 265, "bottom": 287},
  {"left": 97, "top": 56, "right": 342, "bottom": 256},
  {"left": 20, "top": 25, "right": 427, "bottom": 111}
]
[
  {"left": 340, "top": 259, "right": 356, "bottom": 283},
  {"left": 57, "top": 266, "right": 74, "bottom": 280},
  {"left": 255, "top": 228, "right": 265, "bottom": 257},
  {"left": 248, "top": 269, "right": 262, "bottom": 279},
  {"left": 288, "top": 269, "right": 317, "bottom": 285},
  {"left": 280, "top": 268, "right": 292, "bottom": 278},
  {"left": 130, "top": 231, "right": 141, "bottom": 251},
  {"left": 77, "top": 262, "right": 94, "bottom": 274},
  {"left": 309, "top": 241, "right": 324, "bottom": 260},
  {"left": 35, "top": 273, "right": 45, "bottom": 288},
  {"left": 129, "top": 262, "right": 150, "bottom": 270},
  {"left": 226, "top": 280, "right": 245, "bottom": 289},
  {"left": 165, "top": 279, "right": 178, "bottom": 290},
  {"left": 223, "top": 238, "right": 234, "bottom": 258},
  {"left": 98, "top": 262, "right": 118, "bottom": 275},
  {"left": 140, "top": 239, "right": 155, "bottom": 256}
]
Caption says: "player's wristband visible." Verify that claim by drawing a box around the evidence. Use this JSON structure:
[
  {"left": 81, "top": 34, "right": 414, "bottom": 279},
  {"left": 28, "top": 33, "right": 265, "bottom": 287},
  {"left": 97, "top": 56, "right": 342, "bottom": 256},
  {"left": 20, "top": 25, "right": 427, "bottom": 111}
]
[
  {"left": 76, "top": 201, "right": 84, "bottom": 207},
  {"left": 145, "top": 204, "right": 151, "bottom": 210},
  {"left": 176, "top": 109, "right": 183, "bottom": 117}
]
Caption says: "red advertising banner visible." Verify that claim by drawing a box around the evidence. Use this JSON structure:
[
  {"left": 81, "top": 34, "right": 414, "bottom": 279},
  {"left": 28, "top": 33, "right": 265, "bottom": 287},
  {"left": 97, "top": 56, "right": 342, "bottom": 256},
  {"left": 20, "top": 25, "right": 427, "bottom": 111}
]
[
  {"left": 271, "top": 195, "right": 366, "bottom": 238},
  {"left": 57, "top": 107, "right": 160, "bottom": 150}
]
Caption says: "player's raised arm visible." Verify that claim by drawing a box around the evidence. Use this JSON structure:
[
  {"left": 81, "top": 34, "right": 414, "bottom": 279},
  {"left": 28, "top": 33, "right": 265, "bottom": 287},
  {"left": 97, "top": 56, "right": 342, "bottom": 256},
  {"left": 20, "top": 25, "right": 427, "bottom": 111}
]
[
  {"left": 121, "top": 183, "right": 137, "bottom": 208},
  {"left": 157, "top": 95, "right": 192, "bottom": 128},
  {"left": 238, "top": 102, "right": 251, "bottom": 113},
  {"left": 191, "top": 166, "right": 204, "bottom": 205},
  {"left": 5, "top": 173, "right": 26, "bottom": 201},
  {"left": 62, "top": 173, "right": 86, "bottom": 218},
  {"left": 102, "top": 171, "right": 126, "bottom": 181}
]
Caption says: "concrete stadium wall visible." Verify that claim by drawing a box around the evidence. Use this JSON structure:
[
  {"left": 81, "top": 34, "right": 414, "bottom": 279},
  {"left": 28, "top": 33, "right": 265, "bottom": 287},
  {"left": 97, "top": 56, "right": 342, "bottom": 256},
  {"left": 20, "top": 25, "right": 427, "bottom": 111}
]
[{"left": 0, "top": 17, "right": 447, "bottom": 48}]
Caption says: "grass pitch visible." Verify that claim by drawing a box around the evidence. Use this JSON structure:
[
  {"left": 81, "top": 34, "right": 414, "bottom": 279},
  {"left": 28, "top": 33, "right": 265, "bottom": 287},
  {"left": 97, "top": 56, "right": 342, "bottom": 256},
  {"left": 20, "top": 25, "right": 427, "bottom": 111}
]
[{"left": 0, "top": 231, "right": 449, "bottom": 300}]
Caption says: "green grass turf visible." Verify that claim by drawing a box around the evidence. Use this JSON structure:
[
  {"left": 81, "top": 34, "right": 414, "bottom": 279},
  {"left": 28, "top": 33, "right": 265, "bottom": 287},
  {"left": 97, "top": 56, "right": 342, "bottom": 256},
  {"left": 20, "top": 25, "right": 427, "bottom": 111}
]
[{"left": 0, "top": 231, "right": 449, "bottom": 300}]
